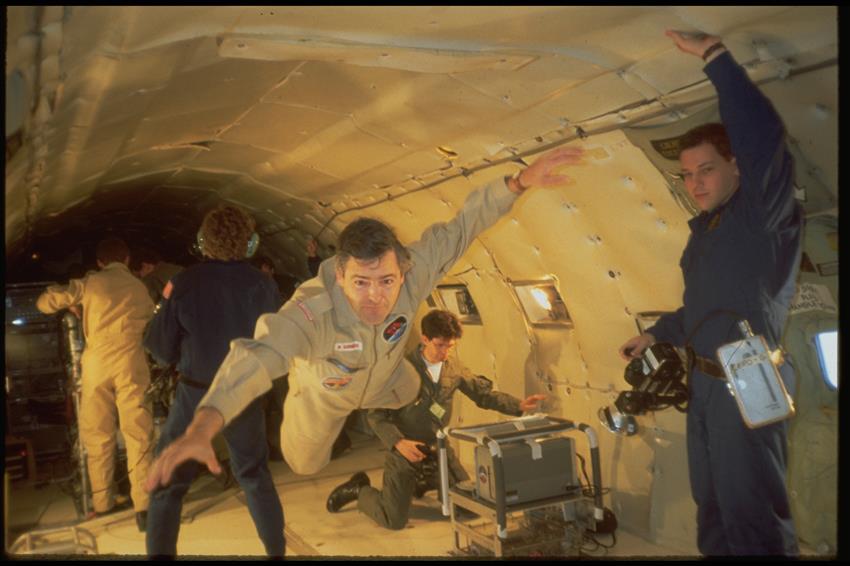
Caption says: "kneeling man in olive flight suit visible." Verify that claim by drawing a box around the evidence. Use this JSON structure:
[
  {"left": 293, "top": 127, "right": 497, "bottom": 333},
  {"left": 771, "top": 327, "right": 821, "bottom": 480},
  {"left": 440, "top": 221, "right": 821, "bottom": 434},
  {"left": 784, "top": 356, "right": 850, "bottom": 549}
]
[{"left": 326, "top": 309, "right": 545, "bottom": 529}]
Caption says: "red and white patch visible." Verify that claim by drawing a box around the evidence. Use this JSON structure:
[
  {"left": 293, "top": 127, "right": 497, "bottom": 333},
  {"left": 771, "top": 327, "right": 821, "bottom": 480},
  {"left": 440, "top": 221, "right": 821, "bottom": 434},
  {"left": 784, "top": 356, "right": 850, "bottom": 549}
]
[
  {"left": 322, "top": 375, "right": 353, "bottom": 391},
  {"left": 162, "top": 281, "right": 173, "bottom": 300},
  {"left": 296, "top": 301, "right": 314, "bottom": 322},
  {"left": 334, "top": 341, "right": 363, "bottom": 352}
]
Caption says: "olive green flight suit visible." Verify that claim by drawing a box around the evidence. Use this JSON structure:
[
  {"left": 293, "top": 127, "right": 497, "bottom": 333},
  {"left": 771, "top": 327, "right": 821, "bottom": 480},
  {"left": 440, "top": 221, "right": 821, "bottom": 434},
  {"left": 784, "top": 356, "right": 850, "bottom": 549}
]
[
  {"left": 358, "top": 347, "right": 523, "bottom": 529},
  {"left": 37, "top": 262, "right": 155, "bottom": 513}
]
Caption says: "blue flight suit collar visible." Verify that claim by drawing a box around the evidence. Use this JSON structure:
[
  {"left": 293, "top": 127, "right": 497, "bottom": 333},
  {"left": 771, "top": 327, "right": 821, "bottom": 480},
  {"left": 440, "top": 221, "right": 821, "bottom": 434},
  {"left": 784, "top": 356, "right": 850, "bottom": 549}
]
[{"left": 687, "top": 186, "right": 742, "bottom": 233}]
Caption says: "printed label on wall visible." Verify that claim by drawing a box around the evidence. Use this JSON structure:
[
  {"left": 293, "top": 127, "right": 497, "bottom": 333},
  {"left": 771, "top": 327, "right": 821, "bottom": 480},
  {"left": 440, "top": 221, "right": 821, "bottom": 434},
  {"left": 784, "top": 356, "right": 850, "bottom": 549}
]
[{"left": 789, "top": 282, "right": 837, "bottom": 315}]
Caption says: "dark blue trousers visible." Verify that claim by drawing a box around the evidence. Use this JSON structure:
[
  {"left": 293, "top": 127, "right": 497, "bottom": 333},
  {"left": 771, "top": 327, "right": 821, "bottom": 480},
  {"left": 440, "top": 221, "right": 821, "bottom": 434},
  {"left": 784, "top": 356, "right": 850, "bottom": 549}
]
[
  {"left": 687, "top": 369, "right": 798, "bottom": 556},
  {"left": 146, "top": 383, "right": 285, "bottom": 557}
]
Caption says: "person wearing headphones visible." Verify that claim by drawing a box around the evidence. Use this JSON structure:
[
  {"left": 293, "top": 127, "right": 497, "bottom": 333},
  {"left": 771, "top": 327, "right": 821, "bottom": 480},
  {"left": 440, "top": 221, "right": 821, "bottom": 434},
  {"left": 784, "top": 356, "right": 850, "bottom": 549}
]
[{"left": 143, "top": 204, "right": 285, "bottom": 558}]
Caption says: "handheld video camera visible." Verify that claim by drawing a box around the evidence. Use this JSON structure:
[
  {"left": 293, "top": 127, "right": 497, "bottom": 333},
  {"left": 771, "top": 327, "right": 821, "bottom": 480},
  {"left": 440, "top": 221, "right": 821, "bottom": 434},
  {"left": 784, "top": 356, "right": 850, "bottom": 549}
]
[{"left": 598, "top": 343, "right": 689, "bottom": 435}]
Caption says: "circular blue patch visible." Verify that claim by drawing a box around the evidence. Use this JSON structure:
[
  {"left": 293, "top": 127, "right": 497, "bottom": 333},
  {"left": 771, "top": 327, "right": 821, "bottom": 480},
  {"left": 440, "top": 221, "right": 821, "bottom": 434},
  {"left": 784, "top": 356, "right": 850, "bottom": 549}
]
[{"left": 383, "top": 315, "right": 408, "bottom": 344}]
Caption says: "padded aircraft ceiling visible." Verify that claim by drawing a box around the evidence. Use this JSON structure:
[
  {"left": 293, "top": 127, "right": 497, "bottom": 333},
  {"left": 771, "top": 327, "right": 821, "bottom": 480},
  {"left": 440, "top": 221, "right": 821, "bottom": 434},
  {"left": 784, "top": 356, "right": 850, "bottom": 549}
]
[
  {"left": 3, "top": 7, "right": 840, "bottom": 554},
  {"left": 5, "top": 6, "right": 838, "bottom": 279}
]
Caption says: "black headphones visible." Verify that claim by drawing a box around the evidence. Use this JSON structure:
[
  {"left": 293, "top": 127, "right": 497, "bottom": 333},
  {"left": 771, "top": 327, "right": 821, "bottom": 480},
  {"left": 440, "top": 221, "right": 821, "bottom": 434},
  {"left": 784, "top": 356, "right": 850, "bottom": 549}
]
[{"left": 196, "top": 229, "right": 259, "bottom": 258}]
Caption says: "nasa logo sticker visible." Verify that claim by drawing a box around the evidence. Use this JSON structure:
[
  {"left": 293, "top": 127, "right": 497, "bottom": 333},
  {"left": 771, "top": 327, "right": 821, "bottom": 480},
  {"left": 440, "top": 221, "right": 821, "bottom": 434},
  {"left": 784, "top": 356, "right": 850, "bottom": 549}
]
[
  {"left": 322, "top": 376, "right": 353, "bottom": 391},
  {"left": 382, "top": 315, "right": 408, "bottom": 344}
]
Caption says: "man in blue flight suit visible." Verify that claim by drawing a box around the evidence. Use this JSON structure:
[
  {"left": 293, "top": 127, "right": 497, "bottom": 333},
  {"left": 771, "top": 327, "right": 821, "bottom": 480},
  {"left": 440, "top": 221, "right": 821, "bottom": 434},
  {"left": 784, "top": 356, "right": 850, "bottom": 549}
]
[
  {"left": 619, "top": 31, "right": 801, "bottom": 556},
  {"left": 143, "top": 204, "right": 285, "bottom": 558}
]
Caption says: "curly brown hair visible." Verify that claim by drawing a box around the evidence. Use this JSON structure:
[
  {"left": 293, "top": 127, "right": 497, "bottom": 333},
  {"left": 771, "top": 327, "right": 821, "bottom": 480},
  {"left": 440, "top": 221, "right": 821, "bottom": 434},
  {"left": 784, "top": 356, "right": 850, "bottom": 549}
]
[
  {"left": 421, "top": 309, "right": 463, "bottom": 340},
  {"left": 199, "top": 204, "right": 256, "bottom": 261}
]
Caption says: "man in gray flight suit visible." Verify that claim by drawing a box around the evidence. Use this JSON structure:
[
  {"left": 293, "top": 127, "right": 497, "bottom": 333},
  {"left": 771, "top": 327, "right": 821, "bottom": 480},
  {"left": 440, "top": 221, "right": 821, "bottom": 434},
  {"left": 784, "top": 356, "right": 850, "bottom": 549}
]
[
  {"left": 325, "top": 309, "right": 545, "bottom": 529},
  {"left": 144, "top": 145, "right": 584, "bottom": 493}
]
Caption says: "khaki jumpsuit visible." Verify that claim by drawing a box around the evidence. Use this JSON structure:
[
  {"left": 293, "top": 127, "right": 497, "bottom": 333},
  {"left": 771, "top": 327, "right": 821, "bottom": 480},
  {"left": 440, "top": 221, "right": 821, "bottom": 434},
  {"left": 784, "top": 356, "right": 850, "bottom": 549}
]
[
  {"left": 37, "top": 262, "right": 155, "bottom": 512},
  {"left": 199, "top": 177, "right": 518, "bottom": 475}
]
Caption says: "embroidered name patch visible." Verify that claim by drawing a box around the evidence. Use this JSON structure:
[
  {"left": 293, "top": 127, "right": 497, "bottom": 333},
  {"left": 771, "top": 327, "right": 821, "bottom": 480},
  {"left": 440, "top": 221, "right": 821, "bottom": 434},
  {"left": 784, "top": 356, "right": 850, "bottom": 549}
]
[
  {"left": 321, "top": 376, "right": 353, "bottom": 391},
  {"left": 334, "top": 341, "right": 363, "bottom": 352},
  {"left": 382, "top": 315, "right": 408, "bottom": 344}
]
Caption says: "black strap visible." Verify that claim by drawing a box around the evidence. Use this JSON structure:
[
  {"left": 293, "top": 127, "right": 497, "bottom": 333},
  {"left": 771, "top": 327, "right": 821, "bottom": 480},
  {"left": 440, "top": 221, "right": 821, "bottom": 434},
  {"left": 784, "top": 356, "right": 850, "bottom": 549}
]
[
  {"left": 702, "top": 42, "right": 726, "bottom": 61},
  {"left": 178, "top": 374, "right": 211, "bottom": 391},
  {"left": 686, "top": 348, "right": 726, "bottom": 380}
]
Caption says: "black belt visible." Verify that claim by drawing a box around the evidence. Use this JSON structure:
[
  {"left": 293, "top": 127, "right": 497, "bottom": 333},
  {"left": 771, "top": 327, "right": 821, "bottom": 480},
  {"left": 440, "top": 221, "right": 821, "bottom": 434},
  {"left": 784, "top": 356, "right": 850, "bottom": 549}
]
[
  {"left": 178, "top": 374, "right": 211, "bottom": 391},
  {"left": 690, "top": 352, "right": 726, "bottom": 380},
  {"left": 691, "top": 347, "right": 785, "bottom": 382},
  {"left": 694, "top": 357, "right": 726, "bottom": 380}
]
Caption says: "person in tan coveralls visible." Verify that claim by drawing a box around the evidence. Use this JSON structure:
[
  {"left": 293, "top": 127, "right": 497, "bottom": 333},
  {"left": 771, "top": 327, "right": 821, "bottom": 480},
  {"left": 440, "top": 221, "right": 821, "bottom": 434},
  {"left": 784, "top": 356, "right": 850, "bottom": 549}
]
[
  {"left": 144, "top": 146, "right": 585, "bottom": 495},
  {"left": 37, "top": 236, "right": 155, "bottom": 532}
]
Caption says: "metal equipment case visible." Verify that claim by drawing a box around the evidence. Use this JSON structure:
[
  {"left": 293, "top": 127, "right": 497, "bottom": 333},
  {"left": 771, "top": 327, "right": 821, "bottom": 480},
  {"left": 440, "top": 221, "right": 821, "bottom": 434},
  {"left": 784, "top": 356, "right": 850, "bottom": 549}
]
[{"left": 438, "top": 415, "right": 605, "bottom": 557}]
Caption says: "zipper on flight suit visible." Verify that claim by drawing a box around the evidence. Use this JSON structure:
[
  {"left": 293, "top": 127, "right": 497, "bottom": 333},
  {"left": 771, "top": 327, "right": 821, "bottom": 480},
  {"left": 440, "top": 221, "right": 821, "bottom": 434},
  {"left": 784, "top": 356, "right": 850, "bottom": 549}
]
[{"left": 355, "top": 324, "right": 379, "bottom": 409}]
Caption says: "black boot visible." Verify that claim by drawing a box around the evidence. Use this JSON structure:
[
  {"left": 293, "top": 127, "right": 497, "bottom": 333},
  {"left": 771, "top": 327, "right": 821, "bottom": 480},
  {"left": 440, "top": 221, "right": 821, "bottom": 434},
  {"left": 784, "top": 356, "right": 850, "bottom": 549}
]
[
  {"left": 136, "top": 511, "right": 147, "bottom": 533},
  {"left": 330, "top": 431, "right": 352, "bottom": 460},
  {"left": 326, "top": 471, "right": 370, "bottom": 512}
]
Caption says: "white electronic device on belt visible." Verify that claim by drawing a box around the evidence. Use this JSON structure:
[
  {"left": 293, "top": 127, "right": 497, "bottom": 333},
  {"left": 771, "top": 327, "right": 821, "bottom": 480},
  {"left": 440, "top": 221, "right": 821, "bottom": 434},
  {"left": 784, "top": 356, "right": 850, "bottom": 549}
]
[{"left": 716, "top": 320, "right": 795, "bottom": 428}]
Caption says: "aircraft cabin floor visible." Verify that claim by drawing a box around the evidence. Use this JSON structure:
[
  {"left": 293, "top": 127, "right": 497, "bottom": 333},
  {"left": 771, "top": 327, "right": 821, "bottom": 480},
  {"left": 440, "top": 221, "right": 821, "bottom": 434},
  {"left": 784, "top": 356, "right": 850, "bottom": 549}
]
[{"left": 4, "top": 432, "right": 814, "bottom": 560}]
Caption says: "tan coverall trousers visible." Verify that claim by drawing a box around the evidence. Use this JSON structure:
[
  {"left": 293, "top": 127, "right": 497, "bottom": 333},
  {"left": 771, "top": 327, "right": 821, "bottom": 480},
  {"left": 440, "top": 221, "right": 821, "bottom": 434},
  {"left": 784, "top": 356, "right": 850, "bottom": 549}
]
[{"left": 80, "top": 337, "right": 153, "bottom": 513}]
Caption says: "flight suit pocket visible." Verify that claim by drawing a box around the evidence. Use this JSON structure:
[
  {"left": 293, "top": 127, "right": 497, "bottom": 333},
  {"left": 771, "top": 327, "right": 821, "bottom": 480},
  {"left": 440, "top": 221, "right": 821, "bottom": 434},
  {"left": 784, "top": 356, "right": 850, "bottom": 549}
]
[
  {"left": 323, "top": 350, "right": 366, "bottom": 375},
  {"left": 328, "top": 336, "right": 367, "bottom": 369}
]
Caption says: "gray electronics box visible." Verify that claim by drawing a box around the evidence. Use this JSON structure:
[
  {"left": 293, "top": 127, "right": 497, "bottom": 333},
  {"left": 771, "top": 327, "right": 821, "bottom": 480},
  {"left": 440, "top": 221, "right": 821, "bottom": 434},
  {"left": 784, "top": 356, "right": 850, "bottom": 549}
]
[
  {"left": 474, "top": 436, "right": 578, "bottom": 505},
  {"left": 717, "top": 335, "right": 795, "bottom": 428}
]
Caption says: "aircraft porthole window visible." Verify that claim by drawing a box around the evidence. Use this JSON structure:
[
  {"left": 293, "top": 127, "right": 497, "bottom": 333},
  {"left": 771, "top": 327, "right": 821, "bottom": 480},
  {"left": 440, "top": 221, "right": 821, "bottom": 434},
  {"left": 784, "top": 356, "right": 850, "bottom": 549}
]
[
  {"left": 813, "top": 330, "right": 838, "bottom": 391},
  {"left": 435, "top": 284, "right": 482, "bottom": 326},
  {"left": 511, "top": 279, "right": 572, "bottom": 328},
  {"left": 633, "top": 311, "right": 672, "bottom": 336}
]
